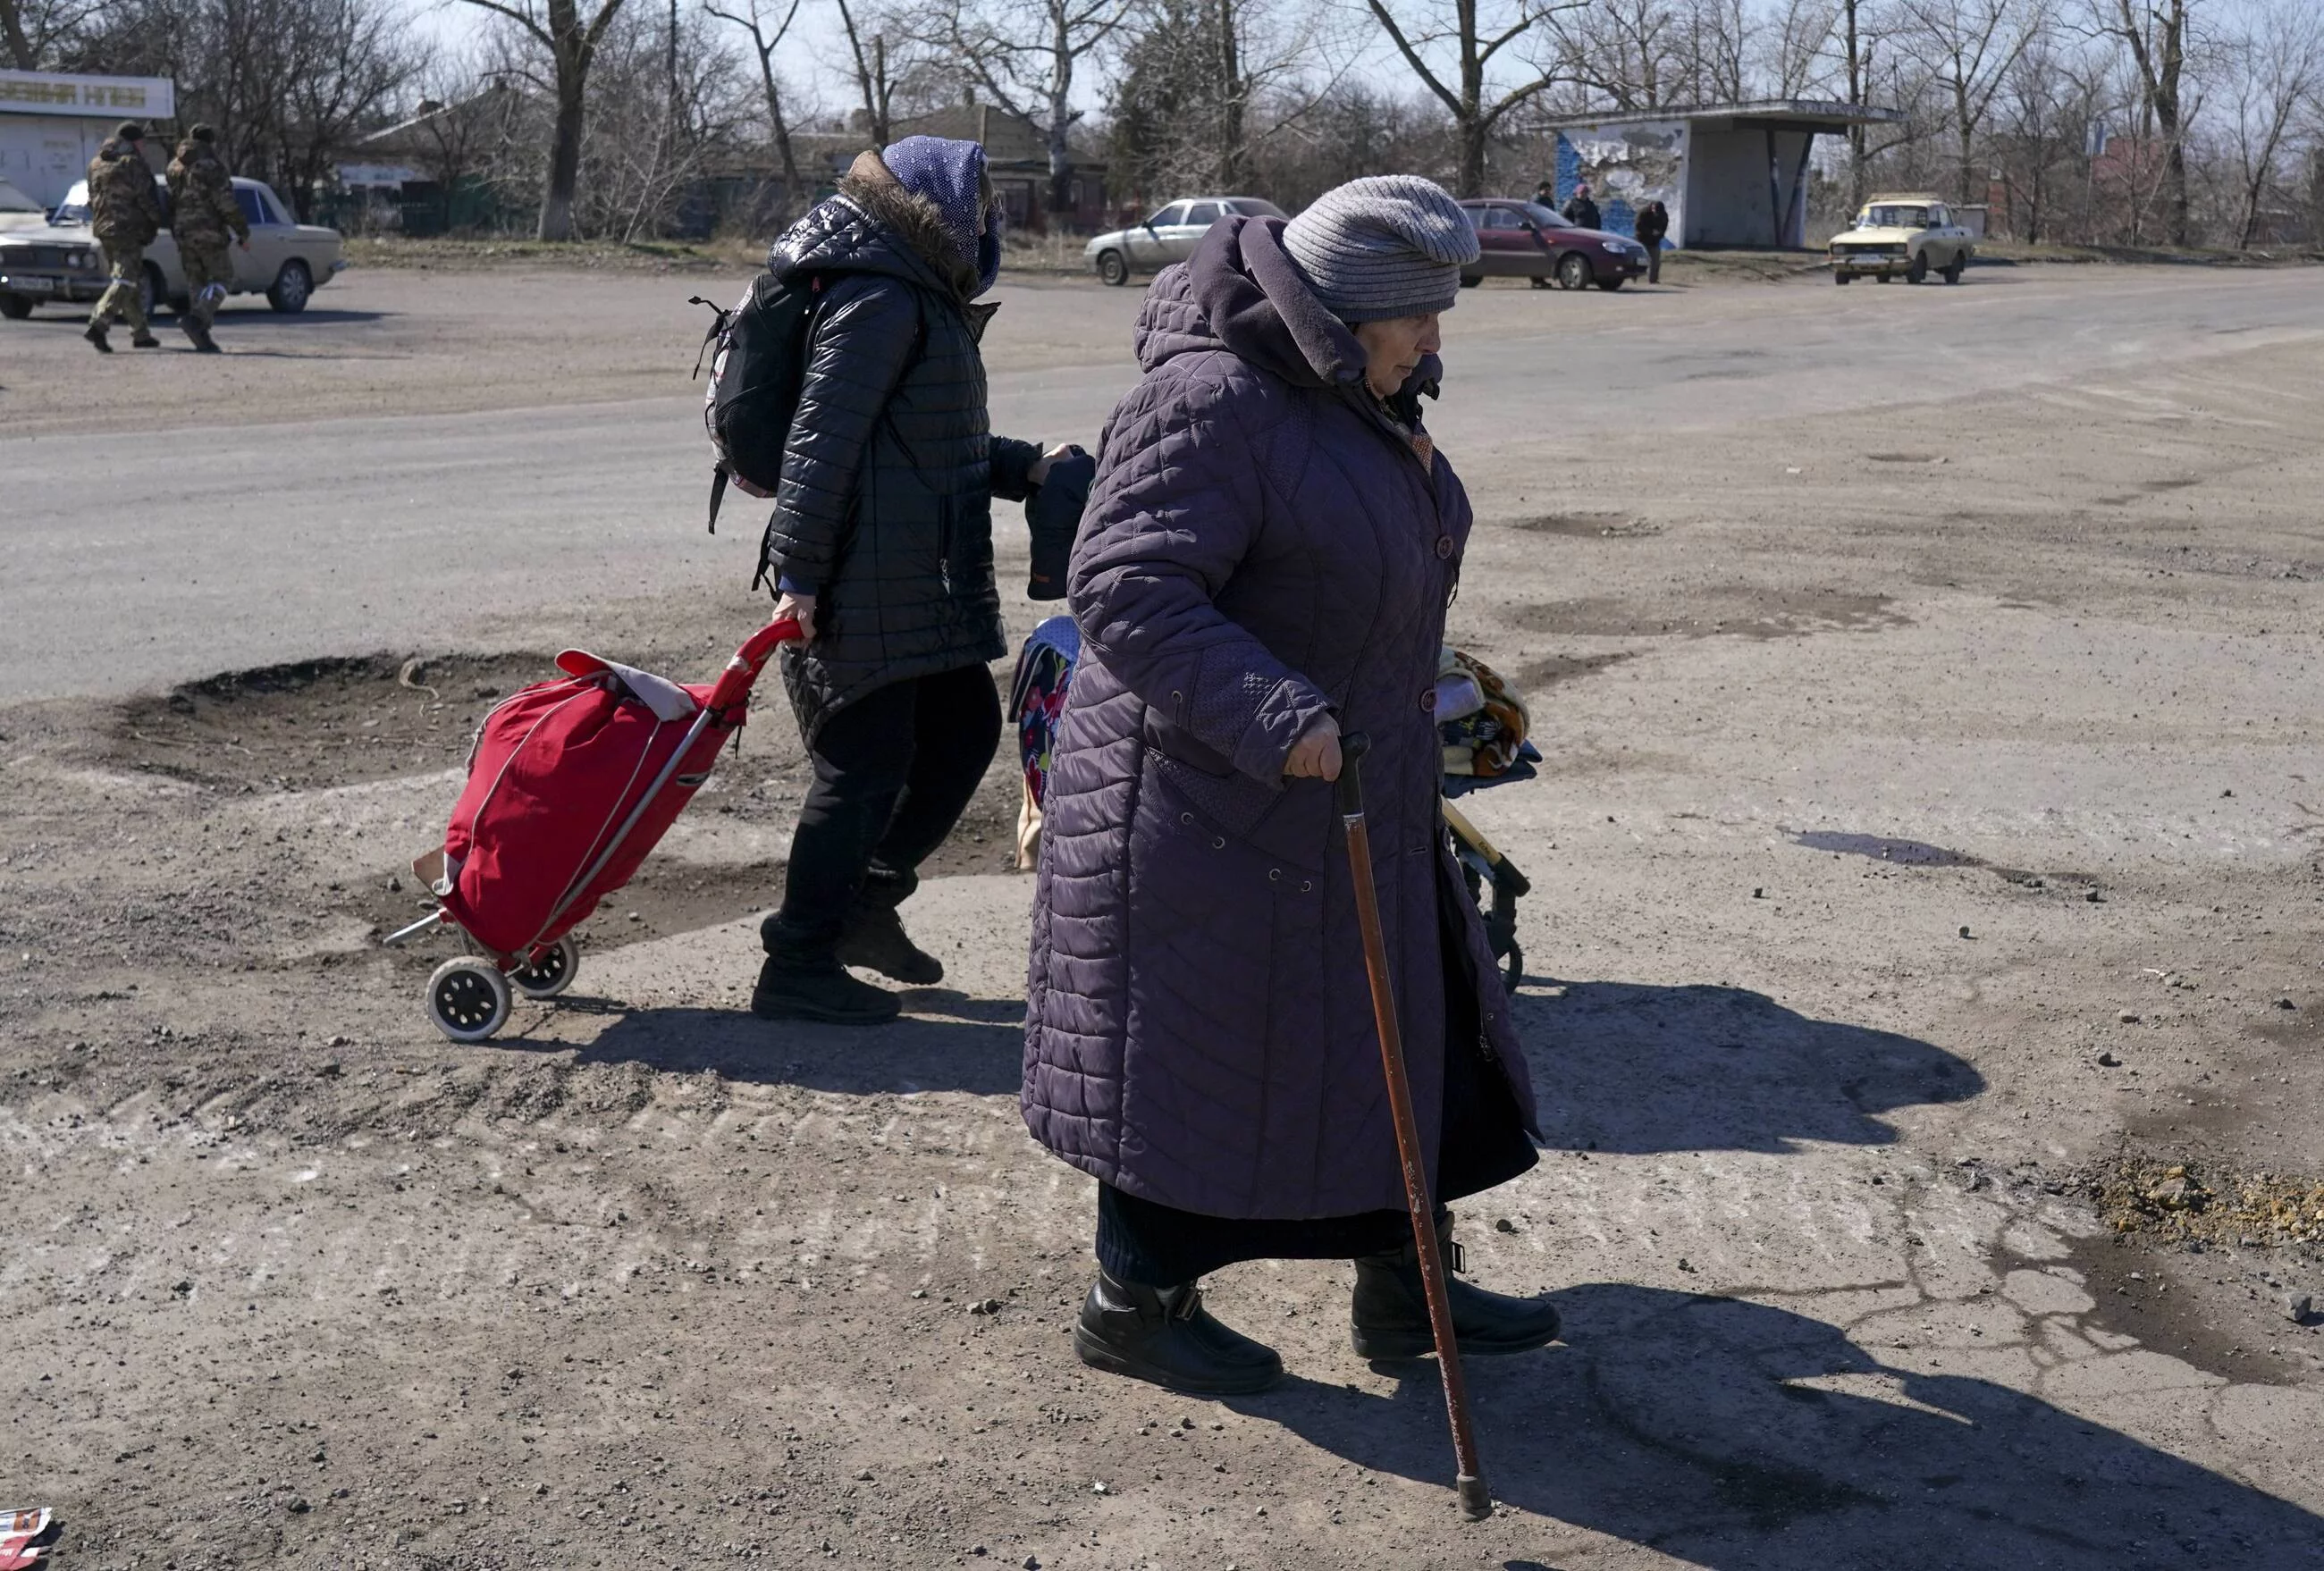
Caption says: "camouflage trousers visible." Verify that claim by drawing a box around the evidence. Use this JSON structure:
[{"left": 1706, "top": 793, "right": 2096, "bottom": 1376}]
[
  {"left": 181, "top": 242, "right": 233, "bottom": 329},
  {"left": 91, "top": 240, "right": 148, "bottom": 334}
]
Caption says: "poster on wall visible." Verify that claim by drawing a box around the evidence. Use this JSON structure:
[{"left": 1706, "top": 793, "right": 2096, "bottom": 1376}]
[{"left": 1556, "top": 121, "right": 1687, "bottom": 246}]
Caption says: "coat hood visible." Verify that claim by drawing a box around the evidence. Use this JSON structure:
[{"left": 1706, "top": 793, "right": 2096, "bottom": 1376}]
[
  {"left": 769, "top": 149, "right": 986, "bottom": 304},
  {"left": 1133, "top": 216, "right": 1443, "bottom": 400}
]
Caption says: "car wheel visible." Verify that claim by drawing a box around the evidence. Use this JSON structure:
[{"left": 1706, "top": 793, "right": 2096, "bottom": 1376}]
[
  {"left": 1095, "top": 249, "right": 1128, "bottom": 287},
  {"left": 1556, "top": 252, "right": 1591, "bottom": 291},
  {"left": 139, "top": 262, "right": 166, "bottom": 319},
  {"left": 1834, "top": 272, "right": 1851, "bottom": 285},
  {"left": 267, "top": 258, "right": 313, "bottom": 314},
  {"left": 1460, "top": 273, "right": 1482, "bottom": 288},
  {"left": 0, "top": 292, "right": 30, "bottom": 320},
  {"left": 1594, "top": 277, "right": 1625, "bottom": 291},
  {"left": 1941, "top": 255, "right": 1965, "bottom": 284},
  {"left": 1905, "top": 252, "right": 1928, "bottom": 284}
]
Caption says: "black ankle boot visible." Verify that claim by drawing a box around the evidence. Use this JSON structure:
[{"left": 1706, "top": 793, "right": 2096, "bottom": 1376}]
[
  {"left": 1351, "top": 1211, "right": 1562, "bottom": 1360},
  {"left": 749, "top": 955, "right": 900, "bottom": 1025},
  {"left": 1074, "top": 1271, "right": 1283, "bottom": 1395},
  {"left": 835, "top": 898, "right": 943, "bottom": 985}
]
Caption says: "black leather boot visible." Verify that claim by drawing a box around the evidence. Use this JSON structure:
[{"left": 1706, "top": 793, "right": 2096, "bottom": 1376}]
[
  {"left": 749, "top": 954, "right": 900, "bottom": 1025},
  {"left": 835, "top": 896, "right": 943, "bottom": 985},
  {"left": 1351, "top": 1211, "right": 1562, "bottom": 1360},
  {"left": 1074, "top": 1271, "right": 1283, "bottom": 1395}
]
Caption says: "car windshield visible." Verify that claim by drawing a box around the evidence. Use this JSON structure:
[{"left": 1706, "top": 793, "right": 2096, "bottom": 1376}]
[
  {"left": 50, "top": 181, "right": 90, "bottom": 225},
  {"left": 0, "top": 180, "right": 38, "bottom": 214},
  {"left": 1229, "top": 198, "right": 1287, "bottom": 219},
  {"left": 1860, "top": 206, "right": 1929, "bottom": 229},
  {"left": 1519, "top": 202, "right": 1570, "bottom": 229}
]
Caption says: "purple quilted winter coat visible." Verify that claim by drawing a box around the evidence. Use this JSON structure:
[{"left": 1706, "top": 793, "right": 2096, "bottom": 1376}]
[{"left": 1022, "top": 216, "right": 1539, "bottom": 1220}]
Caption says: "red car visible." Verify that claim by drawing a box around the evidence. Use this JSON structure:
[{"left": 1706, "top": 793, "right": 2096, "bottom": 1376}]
[{"left": 1456, "top": 198, "right": 1651, "bottom": 291}]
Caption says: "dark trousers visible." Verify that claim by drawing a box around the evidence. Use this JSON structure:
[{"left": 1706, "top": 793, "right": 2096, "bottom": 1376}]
[
  {"left": 762, "top": 662, "right": 1001, "bottom": 962},
  {"left": 1646, "top": 242, "right": 1663, "bottom": 283}
]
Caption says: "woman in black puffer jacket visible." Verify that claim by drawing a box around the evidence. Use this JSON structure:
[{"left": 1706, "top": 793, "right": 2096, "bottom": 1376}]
[{"left": 754, "top": 136, "right": 1065, "bottom": 1025}]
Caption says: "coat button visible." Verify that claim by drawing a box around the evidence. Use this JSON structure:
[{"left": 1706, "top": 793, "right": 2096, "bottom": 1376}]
[
  {"left": 1435, "top": 535, "right": 1454, "bottom": 559},
  {"left": 1181, "top": 812, "right": 1195, "bottom": 826},
  {"left": 1212, "top": 836, "right": 1225, "bottom": 850},
  {"left": 1267, "top": 868, "right": 1281, "bottom": 881},
  {"left": 1301, "top": 880, "right": 1314, "bottom": 893},
  {"left": 1421, "top": 689, "right": 1436, "bottom": 712}
]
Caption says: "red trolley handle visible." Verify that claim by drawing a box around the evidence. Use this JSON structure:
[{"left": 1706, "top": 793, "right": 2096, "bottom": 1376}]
[{"left": 709, "top": 614, "right": 804, "bottom": 710}]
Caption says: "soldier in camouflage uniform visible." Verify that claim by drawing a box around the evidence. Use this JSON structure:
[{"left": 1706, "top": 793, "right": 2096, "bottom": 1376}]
[
  {"left": 166, "top": 124, "right": 248, "bottom": 353},
  {"left": 84, "top": 121, "right": 164, "bottom": 353}
]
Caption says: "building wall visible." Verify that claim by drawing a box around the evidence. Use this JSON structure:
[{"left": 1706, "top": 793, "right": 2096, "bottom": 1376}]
[
  {"left": 1681, "top": 126, "right": 1815, "bottom": 247},
  {"left": 0, "top": 70, "right": 176, "bottom": 209},
  {"left": 1555, "top": 121, "right": 1688, "bottom": 246}
]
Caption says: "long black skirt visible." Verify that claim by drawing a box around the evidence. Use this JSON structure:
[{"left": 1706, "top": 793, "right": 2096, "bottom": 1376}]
[{"left": 1094, "top": 886, "right": 1537, "bottom": 1287}]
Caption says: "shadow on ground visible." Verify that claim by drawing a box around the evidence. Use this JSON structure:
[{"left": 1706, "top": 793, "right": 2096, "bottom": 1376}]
[
  {"left": 1238, "top": 1285, "right": 2324, "bottom": 1569},
  {"left": 1512, "top": 981, "right": 1982, "bottom": 1154},
  {"left": 542, "top": 997, "right": 1024, "bottom": 1096}
]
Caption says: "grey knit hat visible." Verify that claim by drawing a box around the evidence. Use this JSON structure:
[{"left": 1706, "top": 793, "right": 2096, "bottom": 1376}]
[{"left": 1282, "top": 175, "right": 1479, "bottom": 323}]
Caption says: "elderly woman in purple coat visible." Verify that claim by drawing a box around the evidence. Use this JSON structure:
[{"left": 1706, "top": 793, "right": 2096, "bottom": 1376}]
[{"left": 1023, "top": 176, "right": 1562, "bottom": 1393}]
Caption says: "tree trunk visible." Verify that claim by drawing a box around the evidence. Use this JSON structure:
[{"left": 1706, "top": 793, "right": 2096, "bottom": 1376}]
[
  {"left": 540, "top": 66, "right": 586, "bottom": 240},
  {"left": 1456, "top": 0, "right": 1485, "bottom": 197},
  {"left": 1046, "top": 3, "right": 1074, "bottom": 225},
  {"left": 1843, "top": 0, "right": 1868, "bottom": 211},
  {"left": 1, "top": 0, "right": 35, "bottom": 71},
  {"left": 1216, "top": 0, "right": 1243, "bottom": 192}
]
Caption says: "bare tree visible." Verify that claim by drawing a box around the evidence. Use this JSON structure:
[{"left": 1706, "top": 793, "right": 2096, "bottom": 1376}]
[
  {"left": 1362, "top": 0, "right": 1583, "bottom": 196},
  {"left": 2088, "top": 0, "right": 2202, "bottom": 245},
  {"left": 832, "top": 0, "right": 901, "bottom": 146},
  {"left": 708, "top": 0, "right": 805, "bottom": 217},
  {"left": 1826, "top": 0, "right": 1923, "bottom": 208},
  {"left": 0, "top": 0, "right": 101, "bottom": 67},
  {"left": 937, "top": 0, "right": 1130, "bottom": 218},
  {"left": 2219, "top": 0, "right": 2323, "bottom": 248},
  {"left": 1762, "top": 0, "right": 1840, "bottom": 98},
  {"left": 1904, "top": 0, "right": 2040, "bottom": 206},
  {"left": 456, "top": 0, "right": 632, "bottom": 239}
]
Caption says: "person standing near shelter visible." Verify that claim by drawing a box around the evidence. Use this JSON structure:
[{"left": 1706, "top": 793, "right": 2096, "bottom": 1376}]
[
  {"left": 1532, "top": 180, "right": 1556, "bottom": 213},
  {"left": 166, "top": 124, "right": 249, "bottom": 353},
  {"left": 752, "top": 136, "right": 1067, "bottom": 1026},
  {"left": 83, "top": 122, "right": 164, "bottom": 354},
  {"left": 1562, "top": 182, "right": 1601, "bottom": 231},
  {"left": 1024, "top": 176, "right": 1562, "bottom": 1394},
  {"left": 1636, "top": 198, "right": 1669, "bottom": 283}
]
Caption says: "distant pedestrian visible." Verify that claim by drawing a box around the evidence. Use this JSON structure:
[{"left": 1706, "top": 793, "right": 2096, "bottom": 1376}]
[
  {"left": 1562, "top": 182, "right": 1601, "bottom": 232},
  {"left": 1025, "top": 175, "right": 1559, "bottom": 1394},
  {"left": 751, "top": 136, "right": 1070, "bottom": 1025},
  {"left": 1532, "top": 180, "right": 1556, "bottom": 214},
  {"left": 1636, "top": 197, "right": 1669, "bottom": 283},
  {"left": 166, "top": 124, "right": 249, "bottom": 353},
  {"left": 83, "top": 122, "right": 164, "bottom": 353}
]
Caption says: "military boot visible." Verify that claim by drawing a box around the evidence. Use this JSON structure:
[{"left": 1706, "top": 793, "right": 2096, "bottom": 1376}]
[
  {"left": 1350, "top": 1211, "right": 1562, "bottom": 1360},
  {"left": 180, "top": 315, "right": 217, "bottom": 351},
  {"left": 1074, "top": 1272, "right": 1283, "bottom": 1395},
  {"left": 84, "top": 321, "right": 112, "bottom": 353},
  {"left": 131, "top": 331, "right": 162, "bottom": 348},
  {"left": 749, "top": 954, "right": 900, "bottom": 1026}
]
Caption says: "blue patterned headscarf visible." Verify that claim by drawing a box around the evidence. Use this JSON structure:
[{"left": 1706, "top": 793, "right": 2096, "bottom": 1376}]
[{"left": 880, "top": 135, "right": 1002, "bottom": 297}]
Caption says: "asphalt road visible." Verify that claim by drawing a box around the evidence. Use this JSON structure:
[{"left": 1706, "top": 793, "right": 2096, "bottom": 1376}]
[{"left": 4, "top": 265, "right": 2320, "bottom": 701}]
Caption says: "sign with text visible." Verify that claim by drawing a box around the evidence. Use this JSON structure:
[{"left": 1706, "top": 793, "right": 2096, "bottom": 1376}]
[{"left": 0, "top": 70, "right": 176, "bottom": 121}]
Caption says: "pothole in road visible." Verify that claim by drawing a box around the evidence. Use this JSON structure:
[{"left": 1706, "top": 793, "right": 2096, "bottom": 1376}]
[
  {"left": 1866, "top": 451, "right": 1946, "bottom": 465},
  {"left": 108, "top": 652, "right": 557, "bottom": 793},
  {"left": 1511, "top": 589, "right": 1907, "bottom": 641},
  {"left": 1509, "top": 513, "right": 1663, "bottom": 539}
]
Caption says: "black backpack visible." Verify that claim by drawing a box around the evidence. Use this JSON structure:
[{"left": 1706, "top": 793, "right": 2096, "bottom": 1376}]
[{"left": 690, "top": 272, "right": 826, "bottom": 542}]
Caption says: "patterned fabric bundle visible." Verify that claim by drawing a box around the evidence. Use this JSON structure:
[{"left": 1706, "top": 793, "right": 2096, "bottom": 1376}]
[{"left": 1438, "top": 648, "right": 1534, "bottom": 785}]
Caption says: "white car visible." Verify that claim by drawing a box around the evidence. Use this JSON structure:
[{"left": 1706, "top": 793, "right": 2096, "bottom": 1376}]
[
  {"left": 1084, "top": 196, "right": 1290, "bottom": 285},
  {"left": 0, "top": 178, "right": 50, "bottom": 234},
  {"left": 0, "top": 172, "right": 345, "bottom": 321}
]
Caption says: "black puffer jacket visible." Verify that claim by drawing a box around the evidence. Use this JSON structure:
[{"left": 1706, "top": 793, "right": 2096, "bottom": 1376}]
[{"left": 761, "top": 156, "right": 1040, "bottom": 741}]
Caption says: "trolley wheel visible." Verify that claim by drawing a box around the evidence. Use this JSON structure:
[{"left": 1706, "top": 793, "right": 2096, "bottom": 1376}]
[
  {"left": 426, "top": 957, "right": 512, "bottom": 1043},
  {"left": 509, "top": 936, "right": 579, "bottom": 999}
]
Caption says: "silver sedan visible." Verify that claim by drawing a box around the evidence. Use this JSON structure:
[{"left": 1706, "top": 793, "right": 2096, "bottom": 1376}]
[{"left": 1083, "top": 196, "right": 1289, "bottom": 285}]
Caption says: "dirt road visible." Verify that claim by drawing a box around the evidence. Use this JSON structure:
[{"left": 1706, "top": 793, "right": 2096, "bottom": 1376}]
[{"left": 4, "top": 262, "right": 2324, "bottom": 1569}]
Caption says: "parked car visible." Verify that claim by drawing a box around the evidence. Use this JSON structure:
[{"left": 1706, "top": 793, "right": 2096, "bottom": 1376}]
[
  {"left": 1084, "top": 196, "right": 1290, "bottom": 285},
  {"left": 1827, "top": 192, "right": 1974, "bottom": 285},
  {"left": 0, "top": 178, "right": 50, "bottom": 234},
  {"left": 1456, "top": 199, "right": 1649, "bottom": 291},
  {"left": 0, "top": 172, "right": 345, "bottom": 322}
]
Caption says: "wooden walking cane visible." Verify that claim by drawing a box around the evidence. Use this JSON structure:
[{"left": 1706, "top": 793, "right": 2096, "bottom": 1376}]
[{"left": 1334, "top": 732, "right": 1493, "bottom": 1522}]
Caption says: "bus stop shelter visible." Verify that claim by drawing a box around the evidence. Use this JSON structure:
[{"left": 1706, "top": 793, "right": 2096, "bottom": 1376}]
[{"left": 1537, "top": 100, "right": 1906, "bottom": 249}]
